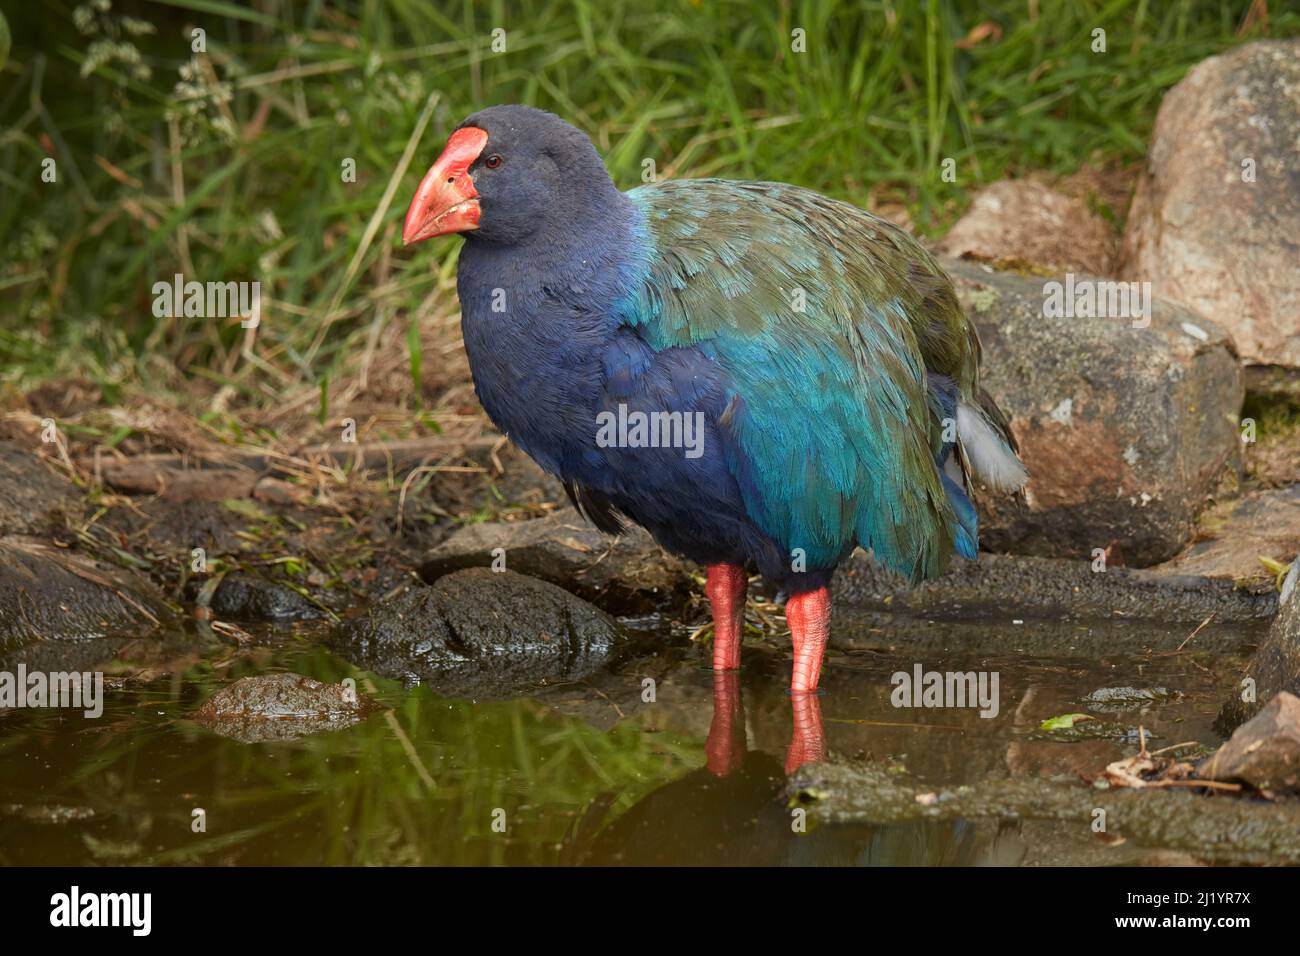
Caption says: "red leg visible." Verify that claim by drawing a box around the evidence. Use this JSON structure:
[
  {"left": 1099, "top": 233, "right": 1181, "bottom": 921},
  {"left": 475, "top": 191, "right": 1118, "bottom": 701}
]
[
  {"left": 786, "top": 690, "right": 826, "bottom": 774},
  {"left": 786, "top": 586, "right": 831, "bottom": 693},
  {"left": 706, "top": 670, "right": 746, "bottom": 776},
  {"left": 705, "top": 563, "right": 748, "bottom": 671}
]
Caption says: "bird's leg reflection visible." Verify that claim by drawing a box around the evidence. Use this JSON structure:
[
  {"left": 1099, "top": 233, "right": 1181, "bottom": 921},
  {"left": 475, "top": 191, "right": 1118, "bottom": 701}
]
[
  {"left": 785, "top": 691, "right": 826, "bottom": 774},
  {"left": 705, "top": 670, "right": 828, "bottom": 777},
  {"left": 705, "top": 670, "right": 747, "bottom": 776}
]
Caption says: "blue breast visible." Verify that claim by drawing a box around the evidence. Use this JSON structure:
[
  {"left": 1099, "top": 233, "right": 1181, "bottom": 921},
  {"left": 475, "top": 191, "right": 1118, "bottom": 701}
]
[{"left": 454, "top": 201, "right": 828, "bottom": 588}]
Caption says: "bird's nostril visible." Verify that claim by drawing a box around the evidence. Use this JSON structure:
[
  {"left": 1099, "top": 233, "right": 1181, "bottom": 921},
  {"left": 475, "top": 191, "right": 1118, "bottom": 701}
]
[{"left": 447, "top": 177, "right": 455, "bottom": 184}]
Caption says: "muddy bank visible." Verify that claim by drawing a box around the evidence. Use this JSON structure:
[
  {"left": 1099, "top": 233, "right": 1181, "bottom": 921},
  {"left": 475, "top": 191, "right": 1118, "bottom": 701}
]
[
  {"left": 420, "top": 510, "right": 692, "bottom": 613},
  {"left": 788, "top": 759, "right": 1300, "bottom": 863}
]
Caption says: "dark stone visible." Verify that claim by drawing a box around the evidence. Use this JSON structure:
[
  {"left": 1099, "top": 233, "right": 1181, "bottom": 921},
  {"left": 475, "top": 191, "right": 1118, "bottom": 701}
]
[
  {"left": 330, "top": 568, "right": 626, "bottom": 696},
  {"left": 787, "top": 757, "right": 1300, "bottom": 863},
  {"left": 210, "top": 572, "right": 322, "bottom": 622}
]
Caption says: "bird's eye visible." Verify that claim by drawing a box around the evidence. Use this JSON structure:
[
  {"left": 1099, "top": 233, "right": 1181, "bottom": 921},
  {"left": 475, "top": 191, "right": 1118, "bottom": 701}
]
[{"left": 484, "top": 154, "right": 503, "bottom": 169}]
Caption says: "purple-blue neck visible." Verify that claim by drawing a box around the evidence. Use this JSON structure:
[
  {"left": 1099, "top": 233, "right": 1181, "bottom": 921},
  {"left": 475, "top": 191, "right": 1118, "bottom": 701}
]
[{"left": 454, "top": 186, "right": 648, "bottom": 476}]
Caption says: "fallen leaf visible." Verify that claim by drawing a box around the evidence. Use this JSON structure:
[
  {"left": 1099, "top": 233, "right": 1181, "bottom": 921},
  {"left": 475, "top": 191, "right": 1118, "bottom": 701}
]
[{"left": 1040, "top": 713, "right": 1095, "bottom": 730}]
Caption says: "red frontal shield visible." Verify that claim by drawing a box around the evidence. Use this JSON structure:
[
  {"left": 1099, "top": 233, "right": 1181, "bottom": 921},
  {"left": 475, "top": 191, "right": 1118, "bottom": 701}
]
[{"left": 403, "top": 127, "right": 489, "bottom": 244}]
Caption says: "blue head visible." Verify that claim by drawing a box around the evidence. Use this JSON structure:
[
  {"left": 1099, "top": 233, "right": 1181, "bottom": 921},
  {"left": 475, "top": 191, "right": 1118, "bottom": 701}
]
[{"left": 402, "top": 104, "right": 621, "bottom": 249}]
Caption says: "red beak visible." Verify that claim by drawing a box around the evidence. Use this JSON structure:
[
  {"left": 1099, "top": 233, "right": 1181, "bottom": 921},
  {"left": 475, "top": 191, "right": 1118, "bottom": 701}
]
[{"left": 402, "top": 127, "right": 489, "bottom": 245}]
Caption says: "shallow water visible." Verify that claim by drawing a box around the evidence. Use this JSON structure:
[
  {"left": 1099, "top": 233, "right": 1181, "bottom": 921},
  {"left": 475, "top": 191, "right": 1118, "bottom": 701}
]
[{"left": 0, "top": 610, "right": 1271, "bottom": 866}]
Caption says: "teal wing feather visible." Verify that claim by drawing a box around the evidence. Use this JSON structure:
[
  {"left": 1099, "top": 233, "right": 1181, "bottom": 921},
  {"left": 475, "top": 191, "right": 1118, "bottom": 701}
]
[{"left": 621, "top": 179, "right": 982, "bottom": 582}]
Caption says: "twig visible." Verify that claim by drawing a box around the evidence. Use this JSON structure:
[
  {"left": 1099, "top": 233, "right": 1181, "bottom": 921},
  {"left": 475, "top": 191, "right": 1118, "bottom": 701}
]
[
  {"left": 1177, "top": 611, "right": 1215, "bottom": 651},
  {"left": 826, "top": 718, "right": 969, "bottom": 731},
  {"left": 396, "top": 465, "right": 442, "bottom": 533},
  {"left": 361, "top": 677, "right": 436, "bottom": 791}
]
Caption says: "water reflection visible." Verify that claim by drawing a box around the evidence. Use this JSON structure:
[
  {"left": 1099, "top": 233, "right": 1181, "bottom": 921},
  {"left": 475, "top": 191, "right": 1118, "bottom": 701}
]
[
  {"left": 583, "top": 668, "right": 1025, "bottom": 865},
  {"left": 705, "top": 671, "right": 825, "bottom": 775},
  {"left": 0, "top": 620, "right": 1240, "bottom": 866}
]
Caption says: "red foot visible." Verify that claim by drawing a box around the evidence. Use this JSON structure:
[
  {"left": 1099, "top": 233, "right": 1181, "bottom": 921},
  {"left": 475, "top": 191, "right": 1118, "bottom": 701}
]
[
  {"left": 705, "top": 563, "right": 748, "bottom": 671},
  {"left": 786, "top": 691, "right": 826, "bottom": 774},
  {"left": 705, "top": 670, "right": 746, "bottom": 776},
  {"left": 786, "top": 586, "right": 831, "bottom": 692}
]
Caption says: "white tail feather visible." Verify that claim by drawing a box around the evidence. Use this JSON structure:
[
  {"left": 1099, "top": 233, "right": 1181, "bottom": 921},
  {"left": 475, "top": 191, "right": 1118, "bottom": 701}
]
[{"left": 956, "top": 402, "right": 1028, "bottom": 493}]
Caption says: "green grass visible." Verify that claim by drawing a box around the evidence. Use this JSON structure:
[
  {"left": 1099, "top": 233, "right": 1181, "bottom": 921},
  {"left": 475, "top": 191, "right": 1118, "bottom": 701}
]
[{"left": 0, "top": 0, "right": 1294, "bottom": 409}]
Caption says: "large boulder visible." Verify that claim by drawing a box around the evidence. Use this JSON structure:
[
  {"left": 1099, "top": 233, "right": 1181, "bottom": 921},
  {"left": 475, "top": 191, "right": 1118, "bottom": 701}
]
[
  {"left": 938, "top": 179, "right": 1116, "bottom": 275},
  {"left": 945, "top": 257, "right": 1243, "bottom": 566},
  {"left": 1121, "top": 40, "right": 1300, "bottom": 368},
  {"left": 330, "top": 568, "right": 627, "bottom": 696}
]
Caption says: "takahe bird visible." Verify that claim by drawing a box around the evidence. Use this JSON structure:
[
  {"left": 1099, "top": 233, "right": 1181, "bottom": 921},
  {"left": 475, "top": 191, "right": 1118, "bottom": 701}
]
[{"left": 403, "top": 105, "right": 1027, "bottom": 694}]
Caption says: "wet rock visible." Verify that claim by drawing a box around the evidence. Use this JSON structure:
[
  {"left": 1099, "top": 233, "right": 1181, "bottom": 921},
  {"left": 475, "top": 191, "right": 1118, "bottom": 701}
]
[
  {"left": 191, "top": 672, "right": 380, "bottom": 743},
  {"left": 0, "top": 444, "right": 81, "bottom": 535},
  {"left": 0, "top": 535, "right": 171, "bottom": 651},
  {"left": 1200, "top": 691, "right": 1300, "bottom": 794},
  {"left": 1079, "top": 687, "right": 1178, "bottom": 711},
  {"left": 1218, "top": 563, "right": 1300, "bottom": 731},
  {"left": 937, "top": 179, "right": 1116, "bottom": 275},
  {"left": 946, "top": 257, "right": 1243, "bottom": 566},
  {"left": 1121, "top": 40, "right": 1300, "bottom": 368},
  {"left": 330, "top": 568, "right": 626, "bottom": 696},
  {"left": 1157, "top": 485, "right": 1300, "bottom": 585},
  {"left": 834, "top": 550, "right": 1275, "bottom": 626},
  {"left": 209, "top": 572, "right": 322, "bottom": 622},
  {"left": 419, "top": 510, "right": 691, "bottom": 613}
]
